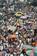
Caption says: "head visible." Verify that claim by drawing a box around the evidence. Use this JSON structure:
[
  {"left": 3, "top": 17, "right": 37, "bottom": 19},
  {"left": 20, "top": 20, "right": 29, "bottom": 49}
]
[{"left": 22, "top": 49, "right": 26, "bottom": 54}]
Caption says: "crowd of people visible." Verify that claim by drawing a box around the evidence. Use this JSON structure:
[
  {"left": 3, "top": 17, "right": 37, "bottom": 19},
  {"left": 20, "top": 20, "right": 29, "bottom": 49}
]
[{"left": 0, "top": 3, "right": 37, "bottom": 56}]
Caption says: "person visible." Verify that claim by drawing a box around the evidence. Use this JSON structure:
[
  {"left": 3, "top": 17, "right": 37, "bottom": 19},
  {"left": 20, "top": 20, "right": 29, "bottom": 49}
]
[
  {"left": 30, "top": 49, "right": 34, "bottom": 56},
  {"left": 20, "top": 49, "right": 28, "bottom": 56}
]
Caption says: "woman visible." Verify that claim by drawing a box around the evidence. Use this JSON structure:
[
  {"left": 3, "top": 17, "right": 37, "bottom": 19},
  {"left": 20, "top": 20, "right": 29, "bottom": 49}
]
[{"left": 20, "top": 49, "right": 29, "bottom": 56}]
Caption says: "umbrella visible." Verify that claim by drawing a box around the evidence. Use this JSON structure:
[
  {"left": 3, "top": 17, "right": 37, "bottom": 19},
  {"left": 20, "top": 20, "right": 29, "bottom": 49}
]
[{"left": 20, "top": 15, "right": 28, "bottom": 20}]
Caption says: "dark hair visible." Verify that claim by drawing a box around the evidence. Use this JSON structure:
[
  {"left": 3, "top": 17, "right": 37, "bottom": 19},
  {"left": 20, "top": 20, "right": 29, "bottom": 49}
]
[
  {"left": 22, "top": 49, "right": 26, "bottom": 54},
  {"left": 8, "top": 30, "right": 13, "bottom": 34}
]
